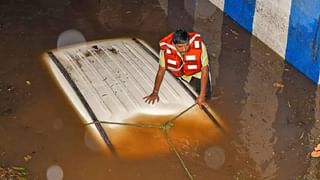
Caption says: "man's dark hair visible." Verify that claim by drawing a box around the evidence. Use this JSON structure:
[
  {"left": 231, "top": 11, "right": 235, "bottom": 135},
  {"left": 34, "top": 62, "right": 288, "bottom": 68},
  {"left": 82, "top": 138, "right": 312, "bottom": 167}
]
[{"left": 173, "top": 29, "right": 189, "bottom": 44}]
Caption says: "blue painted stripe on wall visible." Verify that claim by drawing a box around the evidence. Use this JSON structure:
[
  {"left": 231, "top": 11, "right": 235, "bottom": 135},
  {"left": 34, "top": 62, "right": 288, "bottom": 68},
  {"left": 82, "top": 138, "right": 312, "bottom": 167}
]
[
  {"left": 285, "top": 0, "right": 320, "bottom": 84},
  {"left": 224, "top": 0, "right": 256, "bottom": 32}
]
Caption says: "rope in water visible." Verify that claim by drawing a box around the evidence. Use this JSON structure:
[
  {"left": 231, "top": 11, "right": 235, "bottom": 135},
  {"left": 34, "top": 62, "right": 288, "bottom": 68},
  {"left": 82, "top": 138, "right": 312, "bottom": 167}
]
[
  {"left": 87, "top": 121, "right": 162, "bottom": 129},
  {"left": 162, "top": 130, "right": 194, "bottom": 180},
  {"left": 87, "top": 103, "right": 196, "bottom": 129},
  {"left": 165, "top": 103, "right": 197, "bottom": 124},
  {"left": 86, "top": 103, "right": 197, "bottom": 180}
]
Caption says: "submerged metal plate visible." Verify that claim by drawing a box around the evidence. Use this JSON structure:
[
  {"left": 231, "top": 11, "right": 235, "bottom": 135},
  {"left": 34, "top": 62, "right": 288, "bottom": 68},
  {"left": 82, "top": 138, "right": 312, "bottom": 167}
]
[{"left": 46, "top": 38, "right": 196, "bottom": 124}]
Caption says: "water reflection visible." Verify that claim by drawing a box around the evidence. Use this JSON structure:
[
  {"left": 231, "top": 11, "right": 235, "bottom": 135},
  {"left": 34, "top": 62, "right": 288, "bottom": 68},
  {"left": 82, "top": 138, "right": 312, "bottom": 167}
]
[
  {"left": 237, "top": 38, "right": 285, "bottom": 178},
  {"left": 46, "top": 165, "right": 64, "bottom": 180},
  {"left": 84, "top": 129, "right": 105, "bottom": 152},
  {"left": 272, "top": 60, "right": 317, "bottom": 178},
  {"left": 52, "top": 118, "right": 64, "bottom": 130},
  {"left": 157, "top": 0, "right": 168, "bottom": 16},
  {"left": 57, "top": 29, "right": 86, "bottom": 48},
  {"left": 192, "top": 0, "right": 223, "bottom": 94},
  {"left": 210, "top": 7, "right": 290, "bottom": 178},
  {"left": 204, "top": 146, "right": 225, "bottom": 170},
  {"left": 304, "top": 86, "right": 320, "bottom": 178},
  {"left": 96, "top": 0, "right": 170, "bottom": 37}
]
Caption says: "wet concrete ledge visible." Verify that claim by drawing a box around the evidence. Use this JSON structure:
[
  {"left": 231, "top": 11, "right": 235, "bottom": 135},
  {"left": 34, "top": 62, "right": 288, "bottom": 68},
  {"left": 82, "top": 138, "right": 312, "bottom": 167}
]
[{"left": 208, "top": 0, "right": 320, "bottom": 84}]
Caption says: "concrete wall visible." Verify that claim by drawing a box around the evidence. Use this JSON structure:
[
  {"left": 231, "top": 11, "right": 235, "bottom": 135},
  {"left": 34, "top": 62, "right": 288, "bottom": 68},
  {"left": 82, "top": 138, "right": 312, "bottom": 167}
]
[{"left": 209, "top": 0, "right": 320, "bottom": 84}]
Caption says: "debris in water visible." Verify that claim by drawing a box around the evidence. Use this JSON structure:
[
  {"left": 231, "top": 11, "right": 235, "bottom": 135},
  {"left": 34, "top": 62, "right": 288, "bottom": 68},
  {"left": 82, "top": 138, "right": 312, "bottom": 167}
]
[
  {"left": 299, "top": 132, "right": 305, "bottom": 140},
  {"left": 230, "top": 29, "right": 239, "bottom": 36},
  {"left": 25, "top": 80, "right": 31, "bottom": 86},
  {"left": 7, "top": 86, "right": 14, "bottom": 92},
  {"left": 23, "top": 154, "right": 32, "bottom": 162},
  {"left": 0, "top": 166, "right": 28, "bottom": 179},
  {"left": 272, "top": 82, "right": 285, "bottom": 88}
]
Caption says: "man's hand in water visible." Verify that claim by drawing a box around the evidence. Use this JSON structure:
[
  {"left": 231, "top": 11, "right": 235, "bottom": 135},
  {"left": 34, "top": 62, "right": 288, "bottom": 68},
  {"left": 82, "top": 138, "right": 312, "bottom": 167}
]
[
  {"left": 143, "top": 92, "right": 160, "bottom": 104},
  {"left": 144, "top": 66, "right": 165, "bottom": 104},
  {"left": 196, "top": 95, "right": 207, "bottom": 109}
]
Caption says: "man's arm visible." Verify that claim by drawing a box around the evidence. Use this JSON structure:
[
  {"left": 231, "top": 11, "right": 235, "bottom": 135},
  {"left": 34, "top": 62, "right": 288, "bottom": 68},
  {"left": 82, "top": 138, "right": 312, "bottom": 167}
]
[
  {"left": 143, "top": 66, "right": 166, "bottom": 104},
  {"left": 196, "top": 42, "right": 209, "bottom": 107},
  {"left": 197, "top": 65, "right": 209, "bottom": 108}
]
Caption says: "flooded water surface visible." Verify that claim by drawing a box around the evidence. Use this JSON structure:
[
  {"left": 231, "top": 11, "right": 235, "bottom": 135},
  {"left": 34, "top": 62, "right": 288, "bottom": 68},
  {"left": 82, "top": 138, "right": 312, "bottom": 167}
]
[{"left": 1, "top": 0, "right": 320, "bottom": 179}]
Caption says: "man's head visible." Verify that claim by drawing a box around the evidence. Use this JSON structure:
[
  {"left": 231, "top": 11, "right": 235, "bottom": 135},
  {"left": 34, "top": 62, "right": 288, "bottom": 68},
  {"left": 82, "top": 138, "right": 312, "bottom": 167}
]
[{"left": 173, "top": 29, "right": 190, "bottom": 54}]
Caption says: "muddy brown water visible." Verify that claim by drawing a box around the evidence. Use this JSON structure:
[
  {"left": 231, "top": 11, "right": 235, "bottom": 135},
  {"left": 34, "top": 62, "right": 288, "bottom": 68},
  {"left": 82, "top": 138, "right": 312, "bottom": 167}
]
[{"left": 1, "top": 0, "right": 320, "bottom": 179}]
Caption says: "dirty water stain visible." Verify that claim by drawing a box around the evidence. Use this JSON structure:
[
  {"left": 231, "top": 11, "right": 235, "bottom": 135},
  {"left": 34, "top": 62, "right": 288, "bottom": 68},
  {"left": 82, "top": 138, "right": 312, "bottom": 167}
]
[{"left": 97, "top": 108, "right": 225, "bottom": 159}]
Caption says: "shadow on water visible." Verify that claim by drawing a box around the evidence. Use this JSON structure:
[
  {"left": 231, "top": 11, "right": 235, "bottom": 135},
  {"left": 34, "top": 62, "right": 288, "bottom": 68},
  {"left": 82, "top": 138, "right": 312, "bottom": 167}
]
[{"left": 273, "top": 62, "right": 318, "bottom": 179}]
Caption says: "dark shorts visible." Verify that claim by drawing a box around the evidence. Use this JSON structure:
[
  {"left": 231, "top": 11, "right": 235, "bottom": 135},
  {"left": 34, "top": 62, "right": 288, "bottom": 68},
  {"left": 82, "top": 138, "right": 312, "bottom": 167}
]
[{"left": 189, "top": 77, "right": 212, "bottom": 98}]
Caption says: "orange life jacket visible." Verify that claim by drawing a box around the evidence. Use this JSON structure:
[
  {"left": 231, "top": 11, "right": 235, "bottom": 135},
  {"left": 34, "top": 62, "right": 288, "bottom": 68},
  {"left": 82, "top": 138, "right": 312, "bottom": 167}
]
[{"left": 159, "top": 32, "right": 203, "bottom": 76}]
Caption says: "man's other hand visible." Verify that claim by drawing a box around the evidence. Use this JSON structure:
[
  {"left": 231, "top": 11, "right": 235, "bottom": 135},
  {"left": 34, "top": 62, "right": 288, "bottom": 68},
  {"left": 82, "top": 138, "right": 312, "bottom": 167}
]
[
  {"left": 143, "top": 92, "right": 160, "bottom": 104},
  {"left": 196, "top": 95, "right": 207, "bottom": 109}
]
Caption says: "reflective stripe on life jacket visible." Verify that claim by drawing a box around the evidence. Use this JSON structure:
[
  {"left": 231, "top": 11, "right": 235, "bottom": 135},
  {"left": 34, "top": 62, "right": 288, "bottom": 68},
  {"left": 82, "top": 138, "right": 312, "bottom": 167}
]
[{"left": 159, "top": 32, "right": 202, "bottom": 76}]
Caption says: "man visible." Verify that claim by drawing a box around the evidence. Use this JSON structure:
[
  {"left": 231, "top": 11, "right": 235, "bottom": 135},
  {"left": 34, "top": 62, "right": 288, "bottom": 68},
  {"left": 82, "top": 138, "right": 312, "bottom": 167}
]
[{"left": 143, "top": 29, "right": 212, "bottom": 107}]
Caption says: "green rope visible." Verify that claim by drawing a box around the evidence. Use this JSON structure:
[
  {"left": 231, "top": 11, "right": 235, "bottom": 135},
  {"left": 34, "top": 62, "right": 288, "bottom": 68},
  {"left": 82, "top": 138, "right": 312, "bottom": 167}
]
[
  {"left": 86, "top": 121, "right": 162, "bottom": 129},
  {"left": 162, "top": 130, "right": 194, "bottom": 180},
  {"left": 160, "top": 103, "right": 196, "bottom": 180}
]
